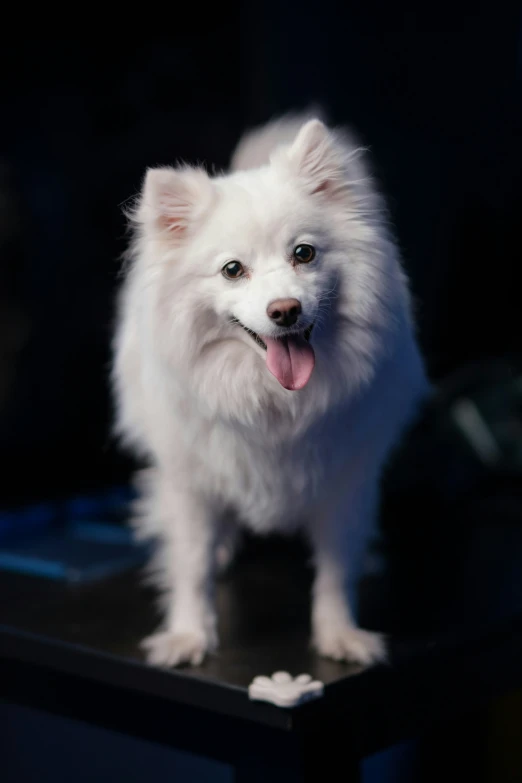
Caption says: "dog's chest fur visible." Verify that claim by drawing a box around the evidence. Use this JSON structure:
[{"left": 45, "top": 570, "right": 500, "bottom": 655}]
[{"left": 177, "top": 383, "right": 380, "bottom": 534}]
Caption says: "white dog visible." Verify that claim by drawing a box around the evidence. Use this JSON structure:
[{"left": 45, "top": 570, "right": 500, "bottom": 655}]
[{"left": 112, "top": 113, "right": 428, "bottom": 668}]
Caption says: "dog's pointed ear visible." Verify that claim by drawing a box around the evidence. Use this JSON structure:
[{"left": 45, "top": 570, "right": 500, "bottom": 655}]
[
  {"left": 281, "top": 119, "right": 350, "bottom": 200},
  {"left": 135, "top": 166, "right": 215, "bottom": 240}
]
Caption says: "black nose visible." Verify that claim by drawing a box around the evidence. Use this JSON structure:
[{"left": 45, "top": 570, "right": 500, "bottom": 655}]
[{"left": 267, "top": 298, "right": 302, "bottom": 327}]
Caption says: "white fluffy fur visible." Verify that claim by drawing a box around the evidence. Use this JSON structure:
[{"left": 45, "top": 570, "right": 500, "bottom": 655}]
[{"left": 112, "top": 114, "right": 429, "bottom": 668}]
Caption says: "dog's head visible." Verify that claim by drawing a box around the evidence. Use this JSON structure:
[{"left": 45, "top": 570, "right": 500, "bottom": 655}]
[{"left": 132, "top": 120, "right": 393, "bottom": 394}]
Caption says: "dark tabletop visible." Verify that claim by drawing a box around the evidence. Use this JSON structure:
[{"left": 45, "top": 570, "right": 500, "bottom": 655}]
[{"left": 2, "top": 508, "right": 522, "bottom": 759}]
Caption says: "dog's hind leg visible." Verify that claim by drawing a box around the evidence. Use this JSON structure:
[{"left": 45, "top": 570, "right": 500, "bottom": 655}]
[{"left": 215, "top": 516, "right": 242, "bottom": 576}]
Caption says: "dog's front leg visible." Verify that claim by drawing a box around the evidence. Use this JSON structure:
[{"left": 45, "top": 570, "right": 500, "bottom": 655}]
[
  {"left": 141, "top": 485, "right": 217, "bottom": 667},
  {"left": 309, "top": 471, "right": 386, "bottom": 666}
]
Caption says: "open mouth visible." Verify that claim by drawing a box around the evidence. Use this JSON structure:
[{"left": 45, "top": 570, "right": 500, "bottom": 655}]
[
  {"left": 230, "top": 317, "right": 316, "bottom": 391},
  {"left": 230, "top": 318, "right": 314, "bottom": 350}
]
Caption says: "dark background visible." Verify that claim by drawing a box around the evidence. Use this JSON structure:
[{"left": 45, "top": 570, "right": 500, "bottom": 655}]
[{"left": 1, "top": 4, "right": 521, "bottom": 505}]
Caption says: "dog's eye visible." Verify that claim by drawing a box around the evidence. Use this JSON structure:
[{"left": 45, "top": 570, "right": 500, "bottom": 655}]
[
  {"left": 222, "top": 261, "right": 245, "bottom": 280},
  {"left": 293, "top": 244, "right": 316, "bottom": 264}
]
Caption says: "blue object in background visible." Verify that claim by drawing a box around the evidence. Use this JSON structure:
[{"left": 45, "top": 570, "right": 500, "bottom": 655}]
[
  {"left": 0, "top": 503, "right": 56, "bottom": 538},
  {"left": 66, "top": 485, "right": 136, "bottom": 523},
  {"left": 0, "top": 485, "right": 145, "bottom": 583}
]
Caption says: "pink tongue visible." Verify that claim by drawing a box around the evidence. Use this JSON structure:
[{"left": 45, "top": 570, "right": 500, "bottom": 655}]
[{"left": 265, "top": 334, "right": 315, "bottom": 391}]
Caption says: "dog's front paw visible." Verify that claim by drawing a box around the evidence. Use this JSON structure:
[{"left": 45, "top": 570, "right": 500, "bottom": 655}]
[
  {"left": 141, "top": 629, "right": 216, "bottom": 668},
  {"left": 313, "top": 626, "right": 386, "bottom": 666}
]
